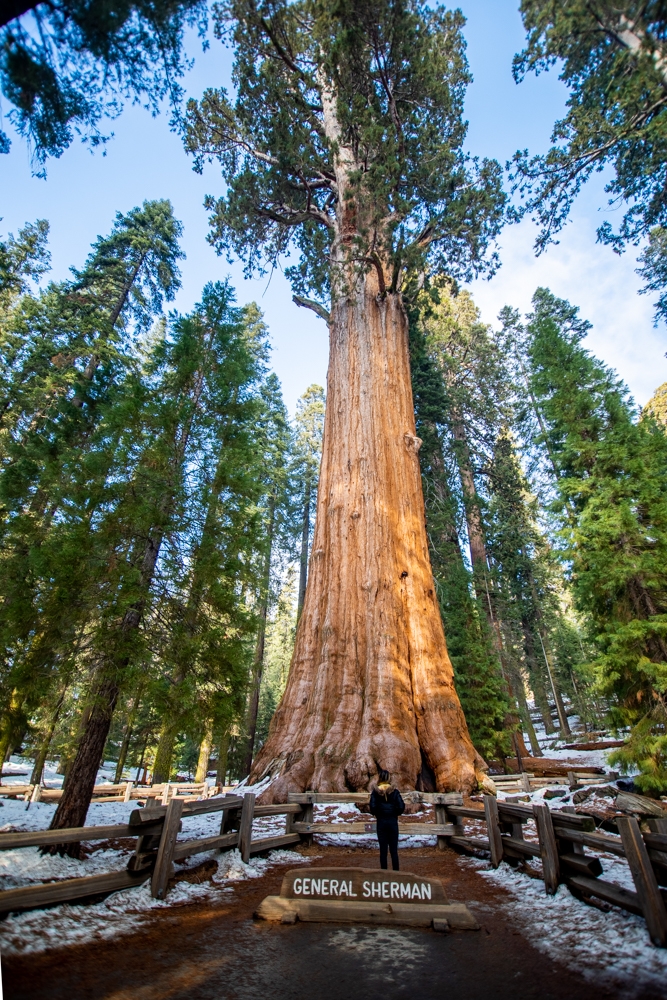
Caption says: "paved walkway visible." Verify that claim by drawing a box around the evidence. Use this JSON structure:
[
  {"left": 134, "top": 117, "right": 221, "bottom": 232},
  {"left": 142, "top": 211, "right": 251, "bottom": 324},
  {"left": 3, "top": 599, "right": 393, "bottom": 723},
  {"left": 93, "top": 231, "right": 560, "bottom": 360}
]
[{"left": 2, "top": 847, "right": 657, "bottom": 1000}]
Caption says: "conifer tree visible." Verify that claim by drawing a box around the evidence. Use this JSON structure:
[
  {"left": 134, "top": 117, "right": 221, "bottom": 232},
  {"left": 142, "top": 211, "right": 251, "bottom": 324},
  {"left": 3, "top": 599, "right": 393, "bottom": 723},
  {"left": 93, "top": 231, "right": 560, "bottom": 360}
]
[
  {"left": 408, "top": 300, "right": 511, "bottom": 762},
  {"left": 522, "top": 287, "right": 667, "bottom": 792},
  {"left": 292, "top": 385, "right": 325, "bottom": 620},
  {"left": 512, "top": 2, "right": 667, "bottom": 320}
]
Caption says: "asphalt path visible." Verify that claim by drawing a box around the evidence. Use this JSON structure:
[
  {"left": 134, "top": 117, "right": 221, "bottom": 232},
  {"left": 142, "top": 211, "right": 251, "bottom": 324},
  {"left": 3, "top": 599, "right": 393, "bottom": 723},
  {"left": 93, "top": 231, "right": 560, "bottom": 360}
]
[{"left": 3, "top": 846, "right": 660, "bottom": 1000}]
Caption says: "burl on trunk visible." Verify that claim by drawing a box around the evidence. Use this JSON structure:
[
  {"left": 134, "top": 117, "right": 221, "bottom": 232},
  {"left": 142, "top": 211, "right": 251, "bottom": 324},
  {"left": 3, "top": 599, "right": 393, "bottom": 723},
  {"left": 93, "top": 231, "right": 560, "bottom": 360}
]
[{"left": 250, "top": 274, "right": 485, "bottom": 798}]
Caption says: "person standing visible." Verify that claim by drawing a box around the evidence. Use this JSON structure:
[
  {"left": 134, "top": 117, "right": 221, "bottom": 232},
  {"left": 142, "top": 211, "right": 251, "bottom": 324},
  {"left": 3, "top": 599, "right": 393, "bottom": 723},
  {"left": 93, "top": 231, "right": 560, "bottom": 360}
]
[{"left": 369, "top": 769, "right": 405, "bottom": 871}]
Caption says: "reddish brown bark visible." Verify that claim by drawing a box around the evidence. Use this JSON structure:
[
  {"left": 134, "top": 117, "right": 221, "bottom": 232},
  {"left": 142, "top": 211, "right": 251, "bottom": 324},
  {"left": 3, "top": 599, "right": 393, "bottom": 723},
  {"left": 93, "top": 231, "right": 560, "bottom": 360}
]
[{"left": 250, "top": 276, "right": 484, "bottom": 799}]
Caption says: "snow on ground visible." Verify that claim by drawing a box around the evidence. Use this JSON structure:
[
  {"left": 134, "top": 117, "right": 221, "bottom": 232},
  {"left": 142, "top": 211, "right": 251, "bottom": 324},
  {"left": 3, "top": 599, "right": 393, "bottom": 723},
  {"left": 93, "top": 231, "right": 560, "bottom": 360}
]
[
  {"left": 0, "top": 758, "right": 314, "bottom": 957},
  {"left": 463, "top": 857, "right": 667, "bottom": 996},
  {"left": 525, "top": 712, "right": 626, "bottom": 772},
  {"left": 0, "top": 848, "right": 310, "bottom": 957}
]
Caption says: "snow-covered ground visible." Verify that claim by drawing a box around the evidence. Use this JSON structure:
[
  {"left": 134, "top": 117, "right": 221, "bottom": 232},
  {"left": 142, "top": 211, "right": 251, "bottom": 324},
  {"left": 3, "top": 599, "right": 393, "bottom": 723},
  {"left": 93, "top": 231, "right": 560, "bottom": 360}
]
[
  {"left": 524, "top": 711, "right": 625, "bottom": 772},
  {"left": 466, "top": 857, "right": 667, "bottom": 996},
  {"left": 0, "top": 757, "right": 313, "bottom": 957}
]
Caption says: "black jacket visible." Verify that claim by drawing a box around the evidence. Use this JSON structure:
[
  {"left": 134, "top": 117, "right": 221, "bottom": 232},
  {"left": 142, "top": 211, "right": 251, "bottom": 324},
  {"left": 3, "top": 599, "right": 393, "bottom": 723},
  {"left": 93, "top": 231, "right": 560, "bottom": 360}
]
[{"left": 369, "top": 785, "right": 405, "bottom": 824}]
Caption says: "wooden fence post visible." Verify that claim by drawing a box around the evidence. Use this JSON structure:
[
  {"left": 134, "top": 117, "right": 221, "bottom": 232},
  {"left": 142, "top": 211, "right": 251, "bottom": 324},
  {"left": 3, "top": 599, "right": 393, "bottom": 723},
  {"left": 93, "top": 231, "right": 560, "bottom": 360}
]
[
  {"left": 151, "top": 798, "right": 183, "bottom": 900},
  {"left": 300, "top": 797, "right": 314, "bottom": 847},
  {"left": 533, "top": 803, "right": 560, "bottom": 895},
  {"left": 160, "top": 782, "right": 171, "bottom": 806},
  {"left": 483, "top": 795, "right": 504, "bottom": 868},
  {"left": 123, "top": 781, "right": 133, "bottom": 803},
  {"left": 238, "top": 792, "right": 256, "bottom": 863},
  {"left": 618, "top": 815, "right": 667, "bottom": 948},
  {"left": 435, "top": 805, "right": 448, "bottom": 852}
]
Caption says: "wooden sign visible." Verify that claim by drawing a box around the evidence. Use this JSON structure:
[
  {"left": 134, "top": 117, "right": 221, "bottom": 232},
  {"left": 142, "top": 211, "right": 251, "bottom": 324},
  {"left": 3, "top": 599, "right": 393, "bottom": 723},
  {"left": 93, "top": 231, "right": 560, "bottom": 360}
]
[
  {"left": 256, "top": 867, "right": 479, "bottom": 931},
  {"left": 280, "top": 868, "right": 447, "bottom": 904}
]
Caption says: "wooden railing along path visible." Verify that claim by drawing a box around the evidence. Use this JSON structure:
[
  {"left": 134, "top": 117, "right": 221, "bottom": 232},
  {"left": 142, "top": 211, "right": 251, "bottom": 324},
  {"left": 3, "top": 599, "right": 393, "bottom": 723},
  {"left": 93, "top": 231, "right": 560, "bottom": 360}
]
[
  {"left": 0, "top": 780, "right": 214, "bottom": 805},
  {"left": 1, "top": 787, "right": 666, "bottom": 947}
]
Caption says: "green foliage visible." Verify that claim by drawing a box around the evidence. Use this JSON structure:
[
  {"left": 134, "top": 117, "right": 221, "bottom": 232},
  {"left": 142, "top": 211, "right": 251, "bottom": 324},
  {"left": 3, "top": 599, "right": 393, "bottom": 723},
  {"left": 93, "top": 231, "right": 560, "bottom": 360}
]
[
  {"left": 0, "top": 206, "right": 299, "bottom": 788},
  {"left": 0, "top": 0, "right": 207, "bottom": 169},
  {"left": 185, "top": 0, "right": 506, "bottom": 304},
  {"left": 0, "top": 219, "right": 51, "bottom": 306},
  {"left": 255, "top": 570, "right": 297, "bottom": 752},
  {"left": 643, "top": 380, "right": 667, "bottom": 426},
  {"left": 512, "top": 1, "right": 667, "bottom": 284},
  {"left": 520, "top": 287, "right": 667, "bottom": 792}
]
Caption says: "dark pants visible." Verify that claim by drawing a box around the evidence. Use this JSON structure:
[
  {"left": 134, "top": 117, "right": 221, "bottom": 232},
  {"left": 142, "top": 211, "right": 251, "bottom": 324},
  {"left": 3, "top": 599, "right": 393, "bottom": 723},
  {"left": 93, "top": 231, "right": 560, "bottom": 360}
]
[{"left": 377, "top": 820, "right": 399, "bottom": 870}]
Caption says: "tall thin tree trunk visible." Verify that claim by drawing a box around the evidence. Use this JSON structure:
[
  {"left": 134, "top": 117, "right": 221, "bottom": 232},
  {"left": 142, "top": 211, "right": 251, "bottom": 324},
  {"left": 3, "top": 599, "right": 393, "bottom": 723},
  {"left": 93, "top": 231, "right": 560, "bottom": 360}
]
[
  {"left": 450, "top": 415, "right": 530, "bottom": 758},
  {"left": 216, "top": 729, "right": 230, "bottom": 787},
  {"left": 195, "top": 722, "right": 213, "bottom": 783},
  {"left": 152, "top": 722, "right": 178, "bottom": 785},
  {"left": 114, "top": 685, "right": 143, "bottom": 784},
  {"left": 242, "top": 499, "right": 275, "bottom": 777},
  {"left": 47, "top": 529, "right": 164, "bottom": 847},
  {"left": 30, "top": 685, "right": 68, "bottom": 785},
  {"left": 297, "top": 474, "right": 311, "bottom": 621},
  {"left": 251, "top": 276, "right": 483, "bottom": 798},
  {"left": 508, "top": 663, "right": 542, "bottom": 757},
  {"left": 527, "top": 578, "right": 572, "bottom": 737},
  {"left": 522, "top": 619, "right": 556, "bottom": 735}
]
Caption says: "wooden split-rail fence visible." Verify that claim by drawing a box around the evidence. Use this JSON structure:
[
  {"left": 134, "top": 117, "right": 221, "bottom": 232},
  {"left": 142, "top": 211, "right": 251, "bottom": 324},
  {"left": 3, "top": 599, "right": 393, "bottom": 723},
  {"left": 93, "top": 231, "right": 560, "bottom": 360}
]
[
  {"left": 0, "top": 787, "right": 666, "bottom": 947},
  {"left": 490, "top": 770, "right": 614, "bottom": 795},
  {"left": 0, "top": 780, "right": 214, "bottom": 805}
]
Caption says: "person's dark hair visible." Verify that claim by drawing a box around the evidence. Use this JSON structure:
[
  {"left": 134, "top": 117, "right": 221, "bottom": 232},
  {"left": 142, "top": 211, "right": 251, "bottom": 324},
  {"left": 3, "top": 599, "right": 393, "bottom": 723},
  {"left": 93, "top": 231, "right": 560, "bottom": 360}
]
[{"left": 378, "top": 769, "right": 390, "bottom": 783}]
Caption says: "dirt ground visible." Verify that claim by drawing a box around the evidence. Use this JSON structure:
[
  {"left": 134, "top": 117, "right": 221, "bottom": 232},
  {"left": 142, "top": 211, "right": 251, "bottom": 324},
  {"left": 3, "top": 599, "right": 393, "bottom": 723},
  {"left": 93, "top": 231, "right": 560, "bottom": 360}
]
[{"left": 2, "top": 845, "right": 663, "bottom": 1000}]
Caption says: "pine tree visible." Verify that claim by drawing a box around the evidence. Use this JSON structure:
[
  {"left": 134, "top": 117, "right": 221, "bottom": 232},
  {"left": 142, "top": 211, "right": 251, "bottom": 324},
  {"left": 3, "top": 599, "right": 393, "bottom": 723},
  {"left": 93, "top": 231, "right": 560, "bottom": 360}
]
[
  {"left": 1, "top": 1, "right": 206, "bottom": 167},
  {"left": 292, "top": 385, "right": 325, "bottom": 621},
  {"left": 523, "top": 287, "right": 667, "bottom": 793}
]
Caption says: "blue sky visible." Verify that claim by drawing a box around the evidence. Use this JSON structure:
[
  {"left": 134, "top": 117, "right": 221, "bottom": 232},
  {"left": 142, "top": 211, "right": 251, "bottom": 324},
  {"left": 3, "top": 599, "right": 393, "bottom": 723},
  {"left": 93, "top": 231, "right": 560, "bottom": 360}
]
[{"left": 1, "top": 0, "right": 665, "bottom": 412}]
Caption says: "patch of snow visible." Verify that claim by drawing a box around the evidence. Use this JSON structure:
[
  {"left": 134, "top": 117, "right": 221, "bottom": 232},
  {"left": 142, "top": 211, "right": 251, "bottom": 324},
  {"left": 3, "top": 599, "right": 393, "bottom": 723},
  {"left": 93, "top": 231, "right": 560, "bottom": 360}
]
[
  {"left": 0, "top": 845, "right": 311, "bottom": 957},
  {"left": 474, "top": 860, "right": 667, "bottom": 995}
]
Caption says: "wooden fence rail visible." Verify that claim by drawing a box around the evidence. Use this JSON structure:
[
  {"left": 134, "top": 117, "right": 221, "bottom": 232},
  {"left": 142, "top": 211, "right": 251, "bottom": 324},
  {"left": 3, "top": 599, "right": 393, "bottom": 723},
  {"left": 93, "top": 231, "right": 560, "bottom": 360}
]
[
  {"left": 1, "top": 785, "right": 666, "bottom": 947},
  {"left": 439, "top": 796, "right": 667, "bottom": 947}
]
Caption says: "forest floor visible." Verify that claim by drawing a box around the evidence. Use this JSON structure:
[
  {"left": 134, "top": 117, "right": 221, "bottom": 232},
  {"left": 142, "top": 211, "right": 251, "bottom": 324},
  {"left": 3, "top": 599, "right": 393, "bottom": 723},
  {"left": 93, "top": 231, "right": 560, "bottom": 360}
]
[{"left": 3, "top": 843, "right": 666, "bottom": 1000}]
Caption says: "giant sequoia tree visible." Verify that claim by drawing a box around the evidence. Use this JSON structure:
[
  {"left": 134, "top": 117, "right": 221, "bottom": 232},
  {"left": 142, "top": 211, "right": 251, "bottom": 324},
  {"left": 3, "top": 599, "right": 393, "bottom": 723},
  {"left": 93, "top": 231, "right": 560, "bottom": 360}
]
[{"left": 186, "top": 0, "right": 505, "bottom": 796}]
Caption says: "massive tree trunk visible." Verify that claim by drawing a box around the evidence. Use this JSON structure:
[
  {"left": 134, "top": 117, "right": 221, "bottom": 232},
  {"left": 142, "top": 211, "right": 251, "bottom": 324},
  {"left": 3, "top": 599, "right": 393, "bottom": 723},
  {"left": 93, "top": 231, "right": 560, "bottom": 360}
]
[
  {"left": 297, "top": 473, "right": 311, "bottom": 621},
  {"left": 250, "top": 275, "right": 483, "bottom": 798}
]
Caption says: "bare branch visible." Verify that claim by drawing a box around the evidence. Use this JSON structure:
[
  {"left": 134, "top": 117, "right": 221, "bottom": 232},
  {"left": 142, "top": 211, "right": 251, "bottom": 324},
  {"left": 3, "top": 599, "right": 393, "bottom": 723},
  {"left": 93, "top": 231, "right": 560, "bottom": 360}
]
[{"left": 292, "top": 294, "right": 330, "bottom": 323}]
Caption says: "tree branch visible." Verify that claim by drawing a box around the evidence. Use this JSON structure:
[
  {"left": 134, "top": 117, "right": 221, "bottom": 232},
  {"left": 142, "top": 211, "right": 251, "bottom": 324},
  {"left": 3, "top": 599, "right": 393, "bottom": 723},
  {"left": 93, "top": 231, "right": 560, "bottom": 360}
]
[{"left": 292, "top": 294, "right": 330, "bottom": 323}]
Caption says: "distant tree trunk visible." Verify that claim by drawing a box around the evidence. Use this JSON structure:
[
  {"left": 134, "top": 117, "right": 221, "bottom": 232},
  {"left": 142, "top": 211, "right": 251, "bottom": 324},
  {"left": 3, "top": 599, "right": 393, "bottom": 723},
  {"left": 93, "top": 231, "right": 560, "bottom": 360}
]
[
  {"left": 242, "top": 498, "right": 275, "bottom": 777},
  {"left": 528, "top": 579, "right": 571, "bottom": 737},
  {"left": 195, "top": 722, "right": 213, "bottom": 783},
  {"left": 30, "top": 686, "right": 68, "bottom": 785},
  {"left": 522, "top": 619, "right": 556, "bottom": 735},
  {"left": 114, "top": 685, "right": 143, "bottom": 783},
  {"left": 250, "top": 274, "right": 483, "bottom": 799},
  {"left": 0, "top": 690, "right": 24, "bottom": 780},
  {"left": 216, "top": 728, "right": 230, "bottom": 787},
  {"left": 47, "top": 528, "right": 164, "bottom": 849},
  {"left": 297, "top": 474, "right": 311, "bottom": 621},
  {"left": 152, "top": 722, "right": 178, "bottom": 785},
  {"left": 507, "top": 662, "right": 542, "bottom": 757}
]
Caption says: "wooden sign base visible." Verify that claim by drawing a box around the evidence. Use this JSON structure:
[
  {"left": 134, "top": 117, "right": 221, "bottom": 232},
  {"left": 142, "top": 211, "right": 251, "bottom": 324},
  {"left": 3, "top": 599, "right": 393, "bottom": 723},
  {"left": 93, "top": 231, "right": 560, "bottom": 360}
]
[{"left": 255, "top": 868, "right": 479, "bottom": 931}]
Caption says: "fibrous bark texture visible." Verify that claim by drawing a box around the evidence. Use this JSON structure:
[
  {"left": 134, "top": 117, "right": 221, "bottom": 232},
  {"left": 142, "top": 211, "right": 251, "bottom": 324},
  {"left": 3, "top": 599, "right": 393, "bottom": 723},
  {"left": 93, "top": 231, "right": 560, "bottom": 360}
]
[{"left": 250, "top": 277, "right": 484, "bottom": 799}]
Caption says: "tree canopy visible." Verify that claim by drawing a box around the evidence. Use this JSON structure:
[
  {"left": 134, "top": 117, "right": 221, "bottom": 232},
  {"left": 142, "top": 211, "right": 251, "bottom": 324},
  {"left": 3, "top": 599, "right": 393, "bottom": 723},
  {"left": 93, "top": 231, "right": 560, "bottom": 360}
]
[
  {"left": 0, "top": 0, "right": 206, "bottom": 168},
  {"left": 511, "top": 2, "right": 667, "bottom": 318},
  {"left": 184, "top": 0, "right": 506, "bottom": 306}
]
